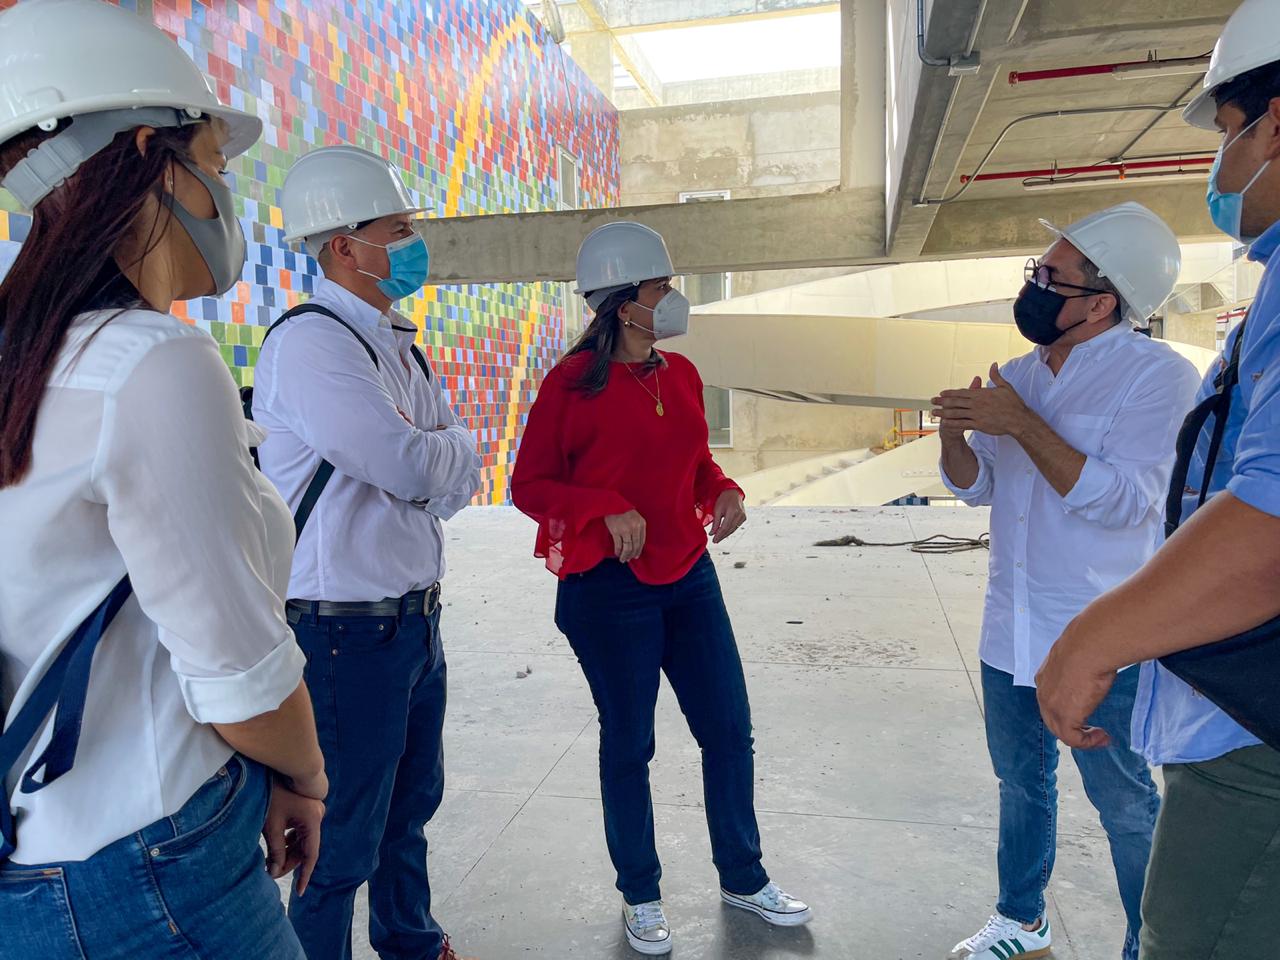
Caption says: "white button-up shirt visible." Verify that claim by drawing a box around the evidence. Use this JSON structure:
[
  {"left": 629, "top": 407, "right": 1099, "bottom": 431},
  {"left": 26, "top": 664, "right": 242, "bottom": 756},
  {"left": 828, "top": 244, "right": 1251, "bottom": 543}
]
[
  {"left": 942, "top": 324, "right": 1200, "bottom": 686},
  {"left": 253, "top": 279, "right": 481, "bottom": 602},
  {"left": 0, "top": 311, "right": 305, "bottom": 864}
]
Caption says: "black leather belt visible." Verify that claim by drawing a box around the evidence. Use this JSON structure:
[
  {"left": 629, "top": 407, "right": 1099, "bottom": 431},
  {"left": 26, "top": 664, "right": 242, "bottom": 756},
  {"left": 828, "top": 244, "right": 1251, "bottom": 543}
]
[{"left": 286, "top": 583, "right": 441, "bottom": 623}]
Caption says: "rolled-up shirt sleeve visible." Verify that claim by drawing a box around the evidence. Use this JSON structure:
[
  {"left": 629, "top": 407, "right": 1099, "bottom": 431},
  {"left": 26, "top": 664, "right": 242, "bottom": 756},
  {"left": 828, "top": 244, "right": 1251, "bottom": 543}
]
[
  {"left": 95, "top": 334, "right": 303, "bottom": 724},
  {"left": 1061, "top": 356, "right": 1201, "bottom": 528},
  {"left": 941, "top": 430, "right": 998, "bottom": 506},
  {"left": 1228, "top": 318, "right": 1280, "bottom": 516}
]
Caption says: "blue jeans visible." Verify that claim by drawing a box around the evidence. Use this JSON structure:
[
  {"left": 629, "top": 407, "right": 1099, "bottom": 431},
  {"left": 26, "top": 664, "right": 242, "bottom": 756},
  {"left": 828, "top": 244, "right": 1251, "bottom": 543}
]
[
  {"left": 287, "top": 606, "right": 447, "bottom": 960},
  {"left": 0, "top": 755, "right": 303, "bottom": 959},
  {"left": 555, "top": 552, "right": 770, "bottom": 905},
  {"left": 981, "top": 662, "right": 1160, "bottom": 960}
]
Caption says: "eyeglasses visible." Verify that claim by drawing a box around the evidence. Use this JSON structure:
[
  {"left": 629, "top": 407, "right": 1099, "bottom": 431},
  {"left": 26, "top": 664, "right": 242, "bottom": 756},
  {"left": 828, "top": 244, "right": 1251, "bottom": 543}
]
[{"left": 1024, "top": 258, "right": 1111, "bottom": 296}]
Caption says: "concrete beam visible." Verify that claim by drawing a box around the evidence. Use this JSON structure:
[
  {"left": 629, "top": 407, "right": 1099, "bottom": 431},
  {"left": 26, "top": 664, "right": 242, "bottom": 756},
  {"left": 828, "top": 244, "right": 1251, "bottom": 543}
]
[
  {"left": 920, "top": 182, "right": 1218, "bottom": 258},
  {"left": 841, "top": 0, "right": 885, "bottom": 191},
  {"left": 887, "top": 0, "right": 1027, "bottom": 258},
  {"left": 599, "top": 0, "right": 838, "bottom": 33},
  {"left": 614, "top": 67, "right": 839, "bottom": 109},
  {"left": 424, "top": 187, "right": 885, "bottom": 285},
  {"left": 566, "top": 0, "right": 663, "bottom": 106}
]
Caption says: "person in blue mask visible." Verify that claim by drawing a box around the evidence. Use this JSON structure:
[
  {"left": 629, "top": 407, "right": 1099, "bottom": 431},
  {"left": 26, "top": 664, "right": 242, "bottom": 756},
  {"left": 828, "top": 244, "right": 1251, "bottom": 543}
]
[
  {"left": 1037, "top": 2, "right": 1280, "bottom": 958},
  {"left": 255, "top": 145, "right": 483, "bottom": 960}
]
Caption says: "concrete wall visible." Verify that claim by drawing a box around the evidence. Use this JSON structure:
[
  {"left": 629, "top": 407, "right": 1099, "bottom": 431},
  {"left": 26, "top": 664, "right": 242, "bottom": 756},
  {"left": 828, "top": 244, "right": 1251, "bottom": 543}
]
[
  {"left": 713, "top": 397, "right": 894, "bottom": 478},
  {"left": 619, "top": 92, "right": 843, "bottom": 204},
  {"left": 1163, "top": 311, "right": 1220, "bottom": 352},
  {"left": 618, "top": 91, "right": 892, "bottom": 464}
]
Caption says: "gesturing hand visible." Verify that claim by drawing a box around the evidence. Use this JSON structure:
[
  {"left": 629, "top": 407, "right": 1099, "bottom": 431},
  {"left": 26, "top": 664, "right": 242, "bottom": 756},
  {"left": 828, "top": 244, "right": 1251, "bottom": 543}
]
[
  {"left": 604, "top": 510, "right": 647, "bottom": 564},
  {"left": 710, "top": 489, "right": 747, "bottom": 543},
  {"left": 935, "top": 376, "right": 983, "bottom": 440},
  {"left": 932, "top": 364, "right": 1030, "bottom": 437}
]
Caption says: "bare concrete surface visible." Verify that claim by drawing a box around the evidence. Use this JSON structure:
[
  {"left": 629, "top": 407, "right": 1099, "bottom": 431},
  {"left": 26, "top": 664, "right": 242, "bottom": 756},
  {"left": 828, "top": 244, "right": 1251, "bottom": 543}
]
[{"left": 282, "top": 506, "right": 1132, "bottom": 960}]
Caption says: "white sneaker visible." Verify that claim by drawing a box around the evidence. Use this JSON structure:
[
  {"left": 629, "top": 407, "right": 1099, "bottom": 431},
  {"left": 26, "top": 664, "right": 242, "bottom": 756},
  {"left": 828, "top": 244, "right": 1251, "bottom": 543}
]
[
  {"left": 720, "top": 881, "right": 812, "bottom": 926},
  {"left": 622, "top": 899, "right": 672, "bottom": 956},
  {"left": 950, "top": 913, "right": 1052, "bottom": 959}
]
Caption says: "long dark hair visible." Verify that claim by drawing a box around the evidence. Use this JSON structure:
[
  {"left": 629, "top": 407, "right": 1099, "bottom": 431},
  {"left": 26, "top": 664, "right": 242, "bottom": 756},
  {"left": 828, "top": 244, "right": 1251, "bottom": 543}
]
[
  {"left": 562, "top": 286, "right": 660, "bottom": 395},
  {"left": 0, "top": 121, "right": 199, "bottom": 487}
]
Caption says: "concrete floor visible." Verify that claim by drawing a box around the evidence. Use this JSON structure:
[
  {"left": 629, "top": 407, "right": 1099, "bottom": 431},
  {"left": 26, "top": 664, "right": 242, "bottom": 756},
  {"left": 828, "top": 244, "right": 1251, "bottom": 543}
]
[{"left": 293, "top": 506, "right": 1133, "bottom": 960}]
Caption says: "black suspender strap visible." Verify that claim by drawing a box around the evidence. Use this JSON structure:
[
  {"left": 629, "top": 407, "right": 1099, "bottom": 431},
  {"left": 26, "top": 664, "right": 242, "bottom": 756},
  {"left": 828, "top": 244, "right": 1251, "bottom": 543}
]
[
  {"left": 261, "top": 304, "right": 380, "bottom": 541},
  {"left": 1164, "top": 315, "right": 1247, "bottom": 538}
]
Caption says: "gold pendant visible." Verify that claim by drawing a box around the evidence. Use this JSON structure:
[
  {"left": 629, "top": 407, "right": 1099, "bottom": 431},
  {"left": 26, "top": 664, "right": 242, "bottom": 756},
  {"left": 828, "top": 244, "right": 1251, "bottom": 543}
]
[{"left": 656, "top": 402, "right": 665, "bottom": 417}]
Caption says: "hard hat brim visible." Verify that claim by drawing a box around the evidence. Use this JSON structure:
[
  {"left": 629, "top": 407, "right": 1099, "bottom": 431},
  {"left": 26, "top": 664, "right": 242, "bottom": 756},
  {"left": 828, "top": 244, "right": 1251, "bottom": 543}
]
[
  {"left": 282, "top": 207, "right": 430, "bottom": 243},
  {"left": 1182, "top": 87, "right": 1220, "bottom": 131},
  {"left": 0, "top": 97, "right": 263, "bottom": 162}
]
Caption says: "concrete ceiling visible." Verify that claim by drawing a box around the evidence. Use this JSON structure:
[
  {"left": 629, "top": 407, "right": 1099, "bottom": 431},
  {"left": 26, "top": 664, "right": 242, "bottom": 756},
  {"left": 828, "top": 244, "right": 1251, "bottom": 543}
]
[{"left": 892, "top": 0, "right": 1238, "bottom": 259}]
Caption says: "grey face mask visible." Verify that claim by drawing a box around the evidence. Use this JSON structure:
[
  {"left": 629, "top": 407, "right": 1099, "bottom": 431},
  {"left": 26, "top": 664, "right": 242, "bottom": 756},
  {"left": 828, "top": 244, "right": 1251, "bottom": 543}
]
[{"left": 160, "top": 160, "right": 246, "bottom": 296}]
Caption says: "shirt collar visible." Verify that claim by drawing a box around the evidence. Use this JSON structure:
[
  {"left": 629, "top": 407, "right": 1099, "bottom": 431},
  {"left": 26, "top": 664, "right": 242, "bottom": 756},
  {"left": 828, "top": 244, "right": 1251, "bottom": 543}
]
[
  {"left": 314, "top": 276, "right": 392, "bottom": 331},
  {"left": 1035, "top": 318, "right": 1131, "bottom": 365},
  {"left": 1247, "top": 219, "right": 1280, "bottom": 265}
]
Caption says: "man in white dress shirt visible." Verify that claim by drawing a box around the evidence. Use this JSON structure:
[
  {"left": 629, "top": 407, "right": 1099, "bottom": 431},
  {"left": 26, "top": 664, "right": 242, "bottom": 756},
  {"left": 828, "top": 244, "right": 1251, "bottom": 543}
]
[
  {"left": 932, "top": 203, "right": 1200, "bottom": 960},
  {"left": 255, "top": 145, "right": 481, "bottom": 960}
]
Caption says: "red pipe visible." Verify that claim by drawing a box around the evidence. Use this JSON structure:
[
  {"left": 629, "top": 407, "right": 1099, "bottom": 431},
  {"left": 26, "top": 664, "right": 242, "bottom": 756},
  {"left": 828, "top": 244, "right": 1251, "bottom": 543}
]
[
  {"left": 1009, "top": 56, "right": 1208, "bottom": 85},
  {"left": 959, "top": 156, "right": 1214, "bottom": 184}
]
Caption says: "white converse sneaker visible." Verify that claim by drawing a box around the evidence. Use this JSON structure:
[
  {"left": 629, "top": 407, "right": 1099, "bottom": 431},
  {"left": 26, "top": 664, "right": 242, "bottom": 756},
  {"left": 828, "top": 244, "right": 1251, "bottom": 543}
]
[
  {"left": 720, "top": 881, "right": 812, "bottom": 926},
  {"left": 622, "top": 899, "right": 672, "bottom": 956},
  {"left": 950, "top": 913, "right": 1052, "bottom": 959}
]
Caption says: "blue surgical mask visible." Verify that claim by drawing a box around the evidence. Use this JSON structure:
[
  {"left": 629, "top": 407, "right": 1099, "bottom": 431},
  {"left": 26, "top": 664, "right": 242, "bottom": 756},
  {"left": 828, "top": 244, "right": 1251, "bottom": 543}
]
[
  {"left": 348, "top": 232, "right": 430, "bottom": 300},
  {"left": 1207, "top": 113, "right": 1273, "bottom": 244}
]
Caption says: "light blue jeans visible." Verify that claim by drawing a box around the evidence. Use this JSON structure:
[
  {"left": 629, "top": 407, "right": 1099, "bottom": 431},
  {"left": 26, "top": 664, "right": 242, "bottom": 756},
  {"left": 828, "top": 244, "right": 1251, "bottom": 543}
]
[
  {"left": 982, "top": 663, "right": 1160, "bottom": 960},
  {"left": 0, "top": 755, "right": 303, "bottom": 959}
]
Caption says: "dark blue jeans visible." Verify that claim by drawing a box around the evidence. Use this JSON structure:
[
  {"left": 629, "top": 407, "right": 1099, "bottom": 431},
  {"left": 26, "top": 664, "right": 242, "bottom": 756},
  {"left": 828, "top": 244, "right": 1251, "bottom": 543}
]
[
  {"left": 556, "top": 552, "right": 770, "bottom": 905},
  {"left": 0, "top": 756, "right": 304, "bottom": 959},
  {"left": 287, "top": 606, "right": 447, "bottom": 960},
  {"left": 981, "top": 662, "right": 1160, "bottom": 960}
]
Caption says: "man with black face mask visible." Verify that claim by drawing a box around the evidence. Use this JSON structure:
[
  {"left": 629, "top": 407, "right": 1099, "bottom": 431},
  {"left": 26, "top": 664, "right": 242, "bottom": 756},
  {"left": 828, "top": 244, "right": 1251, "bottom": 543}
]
[{"left": 930, "top": 202, "right": 1200, "bottom": 960}]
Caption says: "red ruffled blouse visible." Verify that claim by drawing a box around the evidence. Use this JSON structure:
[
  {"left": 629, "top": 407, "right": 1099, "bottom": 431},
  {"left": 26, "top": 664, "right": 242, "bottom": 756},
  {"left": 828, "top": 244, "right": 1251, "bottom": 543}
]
[{"left": 511, "top": 350, "right": 742, "bottom": 585}]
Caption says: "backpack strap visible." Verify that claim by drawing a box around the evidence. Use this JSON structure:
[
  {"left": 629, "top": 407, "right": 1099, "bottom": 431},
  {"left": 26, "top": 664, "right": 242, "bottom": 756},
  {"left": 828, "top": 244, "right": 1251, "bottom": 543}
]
[
  {"left": 391, "top": 323, "right": 432, "bottom": 383},
  {"left": 409, "top": 344, "right": 432, "bottom": 382},
  {"left": 254, "top": 303, "right": 382, "bottom": 541},
  {"left": 1164, "top": 314, "right": 1247, "bottom": 537},
  {"left": 1, "top": 575, "right": 133, "bottom": 864}
]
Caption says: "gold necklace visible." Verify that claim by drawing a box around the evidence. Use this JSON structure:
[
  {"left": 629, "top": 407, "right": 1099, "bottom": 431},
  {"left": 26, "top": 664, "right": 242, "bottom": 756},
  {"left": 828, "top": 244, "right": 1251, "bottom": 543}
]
[{"left": 623, "top": 359, "right": 663, "bottom": 416}]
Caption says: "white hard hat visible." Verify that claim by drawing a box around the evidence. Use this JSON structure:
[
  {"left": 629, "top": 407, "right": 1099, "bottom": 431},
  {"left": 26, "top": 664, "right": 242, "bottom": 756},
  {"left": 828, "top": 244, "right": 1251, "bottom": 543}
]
[
  {"left": 1184, "top": 0, "right": 1280, "bottom": 130},
  {"left": 1040, "top": 201, "right": 1182, "bottom": 327},
  {"left": 282, "top": 145, "right": 426, "bottom": 254},
  {"left": 0, "top": 0, "right": 260, "bottom": 207},
  {"left": 575, "top": 221, "right": 675, "bottom": 309}
]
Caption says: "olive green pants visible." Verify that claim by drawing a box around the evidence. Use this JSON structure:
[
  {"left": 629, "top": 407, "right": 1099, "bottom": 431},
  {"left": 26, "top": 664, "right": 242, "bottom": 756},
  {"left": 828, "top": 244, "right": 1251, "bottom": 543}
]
[{"left": 1140, "top": 744, "right": 1280, "bottom": 959}]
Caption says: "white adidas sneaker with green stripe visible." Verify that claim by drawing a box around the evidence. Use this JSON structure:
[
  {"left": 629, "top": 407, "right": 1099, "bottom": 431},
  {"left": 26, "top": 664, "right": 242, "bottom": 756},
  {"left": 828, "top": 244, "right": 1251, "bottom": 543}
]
[{"left": 949, "top": 913, "right": 1051, "bottom": 959}]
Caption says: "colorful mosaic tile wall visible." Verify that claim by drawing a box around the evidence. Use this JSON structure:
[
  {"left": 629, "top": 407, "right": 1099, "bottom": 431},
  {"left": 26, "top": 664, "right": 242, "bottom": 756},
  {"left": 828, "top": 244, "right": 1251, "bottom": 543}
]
[{"left": 0, "top": 0, "right": 619, "bottom": 503}]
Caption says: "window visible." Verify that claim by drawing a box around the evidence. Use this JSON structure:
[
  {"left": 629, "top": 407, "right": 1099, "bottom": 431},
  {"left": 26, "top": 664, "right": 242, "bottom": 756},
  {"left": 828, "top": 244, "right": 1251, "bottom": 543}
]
[
  {"left": 705, "top": 386, "right": 732, "bottom": 448},
  {"left": 558, "top": 149, "right": 580, "bottom": 210},
  {"left": 679, "top": 190, "right": 731, "bottom": 307}
]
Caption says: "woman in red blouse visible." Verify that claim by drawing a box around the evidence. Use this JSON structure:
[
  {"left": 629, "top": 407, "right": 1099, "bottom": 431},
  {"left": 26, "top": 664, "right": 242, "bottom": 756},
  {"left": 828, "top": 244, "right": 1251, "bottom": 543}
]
[{"left": 511, "top": 222, "right": 811, "bottom": 955}]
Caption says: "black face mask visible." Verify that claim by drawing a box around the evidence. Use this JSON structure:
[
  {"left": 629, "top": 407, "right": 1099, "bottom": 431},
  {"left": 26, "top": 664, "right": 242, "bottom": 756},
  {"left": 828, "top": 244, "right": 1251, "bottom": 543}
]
[{"left": 1013, "top": 281, "right": 1090, "bottom": 346}]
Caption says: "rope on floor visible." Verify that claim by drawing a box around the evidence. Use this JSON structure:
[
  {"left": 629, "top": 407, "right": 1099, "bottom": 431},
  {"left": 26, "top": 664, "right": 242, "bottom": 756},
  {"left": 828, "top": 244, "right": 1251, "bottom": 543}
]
[{"left": 813, "top": 532, "right": 990, "bottom": 554}]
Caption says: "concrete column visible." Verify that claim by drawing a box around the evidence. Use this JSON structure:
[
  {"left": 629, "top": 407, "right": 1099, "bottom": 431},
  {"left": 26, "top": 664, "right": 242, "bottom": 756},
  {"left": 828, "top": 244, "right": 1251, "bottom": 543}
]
[
  {"left": 568, "top": 30, "right": 613, "bottom": 101},
  {"left": 841, "top": 0, "right": 886, "bottom": 191}
]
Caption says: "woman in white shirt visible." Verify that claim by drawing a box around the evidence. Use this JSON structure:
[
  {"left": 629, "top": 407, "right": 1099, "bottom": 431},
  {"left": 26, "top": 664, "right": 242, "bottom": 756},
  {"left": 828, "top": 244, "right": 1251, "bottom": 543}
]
[{"left": 0, "top": 3, "right": 325, "bottom": 956}]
